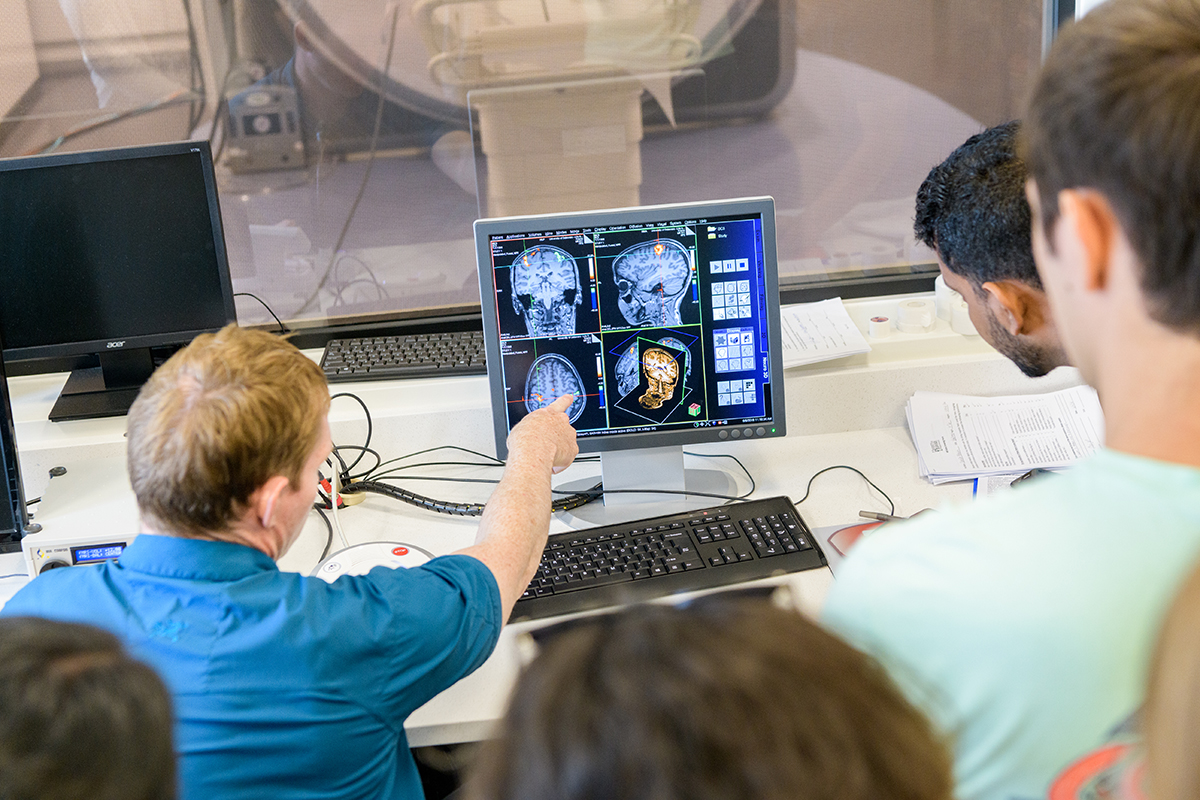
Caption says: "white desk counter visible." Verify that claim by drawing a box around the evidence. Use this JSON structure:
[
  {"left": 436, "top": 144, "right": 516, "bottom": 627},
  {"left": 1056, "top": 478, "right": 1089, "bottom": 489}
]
[{"left": 0, "top": 293, "right": 1085, "bottom": 746}]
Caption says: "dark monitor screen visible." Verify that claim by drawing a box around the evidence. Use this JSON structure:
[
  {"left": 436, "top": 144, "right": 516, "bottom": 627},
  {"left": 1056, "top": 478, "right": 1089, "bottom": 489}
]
[
  {"left": 475, "top": 196, "right": 786, "bottom": 458},
  {"left": 0, "top": 141, "right": 236, "bottom": 420}
]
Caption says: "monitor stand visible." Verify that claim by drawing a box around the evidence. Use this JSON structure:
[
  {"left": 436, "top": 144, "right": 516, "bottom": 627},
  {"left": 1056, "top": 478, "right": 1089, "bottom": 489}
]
[
  {"left": 557, "top": 445, "right": 737, "bottom": 527},
  {"left": 49, "top": 348, "right": 156, "bottom": 422}
]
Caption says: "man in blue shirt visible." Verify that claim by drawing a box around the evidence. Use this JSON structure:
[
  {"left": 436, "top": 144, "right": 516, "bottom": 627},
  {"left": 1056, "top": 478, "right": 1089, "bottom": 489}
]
[
  {"left": 3, "top": 325, "right": 579, "bottom": 799},
  {"left": 823, "top": 2, "right": 1200, "bottom": 799}
]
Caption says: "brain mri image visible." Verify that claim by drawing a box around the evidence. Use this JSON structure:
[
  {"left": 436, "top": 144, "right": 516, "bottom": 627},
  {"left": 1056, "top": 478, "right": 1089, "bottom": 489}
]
[
  {"left": 616, "top": 336, "right": 690, "bottom": 399},
  {"left": 511, "top": 245, "right": 581, "bottom": 337},
  {"left": 612, "top": 239, "right": 692, "bottom": 327},
  {"left": 639, "top": 347, "right": 681, "bottom": 410},
  {"left": 525, "top": 353, "right": 586, "bottom": 423},
  {"left": 656, "top": 336, "right": 691, "bottom": 388},
  {"left": 616, "top": 342, "right": 639, "bottom": 396}
]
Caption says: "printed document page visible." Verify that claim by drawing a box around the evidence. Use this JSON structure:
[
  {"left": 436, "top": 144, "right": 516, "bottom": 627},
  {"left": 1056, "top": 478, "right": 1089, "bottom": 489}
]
[
  {"left": 906, "top": 385, "right": 1104, "bottom": 484},
  {"left": 779, "top": 298, "right": 871, "bottom": 368}
]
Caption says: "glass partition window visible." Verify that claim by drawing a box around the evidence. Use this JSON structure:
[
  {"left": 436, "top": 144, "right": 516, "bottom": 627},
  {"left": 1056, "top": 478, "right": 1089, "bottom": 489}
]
[{"left": 0, "top": 0, "right": 1046, "bottom": 331}]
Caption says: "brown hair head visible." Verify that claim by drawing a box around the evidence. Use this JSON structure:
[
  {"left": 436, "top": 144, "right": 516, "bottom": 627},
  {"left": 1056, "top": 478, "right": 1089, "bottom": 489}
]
[
  {"left": 466, "top": 597, "right": 953, "bottom": 800},
  {"left": 0, "top": 616, "right": 176, "bottom": 800},
  {"left": 1022, "top": 0, "right": 1200, "bottom": 332},
  {"left": 126, "top": 324, "right": 329, "bottom": 537}
]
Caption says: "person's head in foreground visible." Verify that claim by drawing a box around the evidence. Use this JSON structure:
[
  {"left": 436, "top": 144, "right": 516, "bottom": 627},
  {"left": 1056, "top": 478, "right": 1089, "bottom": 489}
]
[
  {"left": 1022, "top": 0, "right": 1200, "bottom": 401},
  {"left": 915, "top": 120, "right": 1068, "bottom": 377},
  {"left": 0, "top": 616, "right": 176, "bottom": 800},
  {"left": 466, "top": 596, "right": 953, "bottom": 800},
  {"left": 125, "top": 323, "right": 331, "bottom": 557}
]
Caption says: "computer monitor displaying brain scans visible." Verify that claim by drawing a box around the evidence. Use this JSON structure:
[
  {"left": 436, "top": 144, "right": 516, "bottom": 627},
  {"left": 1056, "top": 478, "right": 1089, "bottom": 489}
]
[{"left": 476, "top": 197, "right": 785, "bottom": 457}]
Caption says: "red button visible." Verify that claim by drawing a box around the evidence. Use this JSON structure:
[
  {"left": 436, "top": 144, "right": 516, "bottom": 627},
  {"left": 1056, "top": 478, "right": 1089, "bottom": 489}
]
[{"left": 392, "top": 546, "right": 409, "bottom": 556}]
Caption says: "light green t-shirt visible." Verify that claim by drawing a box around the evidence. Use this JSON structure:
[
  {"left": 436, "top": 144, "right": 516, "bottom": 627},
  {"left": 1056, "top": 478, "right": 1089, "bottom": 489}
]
[{"left": 822, "top": 448, "right": 1200, "bottom": 800}]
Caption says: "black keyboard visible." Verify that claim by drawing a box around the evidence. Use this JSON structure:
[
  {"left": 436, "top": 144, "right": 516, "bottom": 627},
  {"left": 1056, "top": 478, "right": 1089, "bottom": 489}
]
[
  {"left": 512, "top": 496, "right": 827, "bottom": 622},
  {"left": 321, "top": 331, "right": 487, "bottom": 382}
]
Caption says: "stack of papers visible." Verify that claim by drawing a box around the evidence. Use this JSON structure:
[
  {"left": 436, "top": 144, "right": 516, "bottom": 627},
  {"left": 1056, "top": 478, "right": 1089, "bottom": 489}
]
[
  {"left": 779, "top": 298, "right": 871, "bottom": 368},
  {"left": 906, "top": 385, "right": 1105, "bottom": 484}
]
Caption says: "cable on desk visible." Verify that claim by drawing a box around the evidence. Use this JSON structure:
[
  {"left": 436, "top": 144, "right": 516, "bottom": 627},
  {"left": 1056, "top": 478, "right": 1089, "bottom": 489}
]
[
  {"left": 330, "top": 392, "right": 374, "bottom": 477},
  {"left": 793, "top": 465, "right": 895, "bottom": 516},
  {"left": 0, "top": 573, "right": 27, "bottom": 581}
]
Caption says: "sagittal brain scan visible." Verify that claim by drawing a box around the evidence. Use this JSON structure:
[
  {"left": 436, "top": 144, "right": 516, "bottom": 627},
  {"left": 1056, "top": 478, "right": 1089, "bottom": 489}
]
[
  {"left": 612, "top": 239, "right": 692, "bottom": 327},
  {"left": 525, "top": 353, "right": 586, "bottom": 423},
  {"left": 511, "top": 245, "right": 581, "bottom": 337}
]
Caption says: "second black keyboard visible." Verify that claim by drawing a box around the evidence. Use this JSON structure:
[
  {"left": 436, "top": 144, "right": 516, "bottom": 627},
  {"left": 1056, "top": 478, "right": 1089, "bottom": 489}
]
[
  {"left": 512, "top": 495, "right": 827, "bottom": 622},
  {"left": 321, "top": 331, "right": 487, "bottom": 382}
]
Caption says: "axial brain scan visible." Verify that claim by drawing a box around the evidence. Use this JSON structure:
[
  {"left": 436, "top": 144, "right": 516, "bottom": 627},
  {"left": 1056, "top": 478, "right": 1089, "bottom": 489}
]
[
  {"left": 510, "top": 245, "right": 581, "bottom": 337},
  {"left": 639, "top": 347, "right": 680, "bottom": 409},
  {"left": 525, "top": 353, "right": 586, "bottom": 423},
  {"left": 612, "top": 239, "right": 692, "bottom": 327}
]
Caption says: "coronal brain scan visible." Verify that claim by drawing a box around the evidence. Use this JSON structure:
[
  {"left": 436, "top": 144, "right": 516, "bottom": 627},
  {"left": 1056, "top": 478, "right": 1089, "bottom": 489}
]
[
  {"left": 639, "top": 347, "right": 680, "bottom": 410},
  {"left": 525, "top": 353, "right": 586, "bottom": 423},
  {"left": 612, "top": 239, "right": 692, "bottom": 327},
  {"left": 510, "top": 245, "right": 581, "bottom": 337}
]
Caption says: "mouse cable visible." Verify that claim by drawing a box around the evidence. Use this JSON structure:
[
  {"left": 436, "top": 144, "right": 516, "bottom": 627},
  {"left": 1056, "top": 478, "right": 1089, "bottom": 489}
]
[{"left": 793, "top": 465, "right": 895, "bottom": 516}]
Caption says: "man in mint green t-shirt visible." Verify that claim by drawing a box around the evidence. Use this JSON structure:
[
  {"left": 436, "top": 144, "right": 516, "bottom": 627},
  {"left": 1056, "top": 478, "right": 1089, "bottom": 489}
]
[{"left": 822, "top": 3, "right": 1200, "bottom": 800}]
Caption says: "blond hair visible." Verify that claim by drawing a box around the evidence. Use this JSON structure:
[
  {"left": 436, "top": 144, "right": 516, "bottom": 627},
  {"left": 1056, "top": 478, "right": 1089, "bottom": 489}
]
[{"left": 126, "top": 324, "right": 329, "bottom": 537}]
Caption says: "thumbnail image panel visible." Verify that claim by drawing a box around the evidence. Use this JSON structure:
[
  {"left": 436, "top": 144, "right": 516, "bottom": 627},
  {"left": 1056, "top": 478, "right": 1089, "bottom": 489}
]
[
  {"left": 489, "top": 240, "right": 600, "bottom": 339},
  {"left": 499, "top": 336, "right": 606, "bottom": 432},
  {"left": 596, "top": 232, "right": 700, "bottom": 329},
  {"left": 602, "top": 328, "right": 705, "bottom": 427}
]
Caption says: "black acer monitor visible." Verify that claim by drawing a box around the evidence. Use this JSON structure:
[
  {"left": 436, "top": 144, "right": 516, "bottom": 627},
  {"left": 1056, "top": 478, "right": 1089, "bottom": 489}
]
[
  {"left": 0, "top": 141, "right": 237, "bottom": 421},
  {"left": 475, "top": 196, "right": 786, "bottom": 515}
]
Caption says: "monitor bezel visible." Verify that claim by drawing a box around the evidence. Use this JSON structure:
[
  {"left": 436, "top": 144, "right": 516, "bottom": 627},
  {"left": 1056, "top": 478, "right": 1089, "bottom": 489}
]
[
  {"left": 475, "top": 196, "right": 786, "bottom": 459},
  {"left": 0, "top": 140, "right": 237, "bottom": 364}
]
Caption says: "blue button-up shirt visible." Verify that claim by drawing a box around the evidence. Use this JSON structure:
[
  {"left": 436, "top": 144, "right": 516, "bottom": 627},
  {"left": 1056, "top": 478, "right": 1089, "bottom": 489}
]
[{"left": 3, "top": 534, "right": 502, "bottom": 800}]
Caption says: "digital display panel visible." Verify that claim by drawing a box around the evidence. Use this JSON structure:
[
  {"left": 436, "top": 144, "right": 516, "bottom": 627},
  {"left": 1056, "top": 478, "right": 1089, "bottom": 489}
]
[
  {"left": 71, "top": 542, "right": 126, "bottom": 564},
  {"left": 476, "top": 197, "right": 785, "bottom": 456}
]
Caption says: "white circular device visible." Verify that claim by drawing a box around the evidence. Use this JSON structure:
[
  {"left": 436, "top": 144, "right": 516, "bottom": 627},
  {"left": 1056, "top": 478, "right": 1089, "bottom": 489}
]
[{"left": 312, "top": 542, "right": 435, "bottom": 583}]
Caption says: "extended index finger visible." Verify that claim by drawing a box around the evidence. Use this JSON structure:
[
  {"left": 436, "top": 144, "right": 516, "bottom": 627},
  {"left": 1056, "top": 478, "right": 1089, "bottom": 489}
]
[{"left": 547, "top": 394, "right": 575, "bottom": 413}]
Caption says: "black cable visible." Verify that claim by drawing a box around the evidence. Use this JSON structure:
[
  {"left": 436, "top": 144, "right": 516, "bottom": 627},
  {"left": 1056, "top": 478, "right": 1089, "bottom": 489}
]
[
  {"left": 682, "top": 450, "right": 756, "bottom": 497},
  {"left": 364, "top": 445, "right": 504, "bottom": 481},
  {"left": 180, "top": 0, "right": 206, "bottom": 133},
  {"left": 341, "top": 478, "right": 603, "bottom": 516},
  {"left": 313, "top": 505, "right": 334, "bottom": 561},
  {"left": 293, "top": 5, "right": 401, "bottom": 317},
  {"left": 332, "top": 256, "right": 389, "bottom": 301},
  {"left": 25, "top": 497, "right": 40, "bottom": 507},
  {"left": 330, "top": 393, "right": 372, "bottom": 476},
  {"left": 330, "top": 445, "right": 382, "bottom": 482},
  {"left": 28, "top": 91, "right": 192, "bottom": 156},
  {"left": 234, "top": 292, "right": 289, "bottom": 333},
  {"left": 792, "top": 465, "right": 895, "bottom": 516}
]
